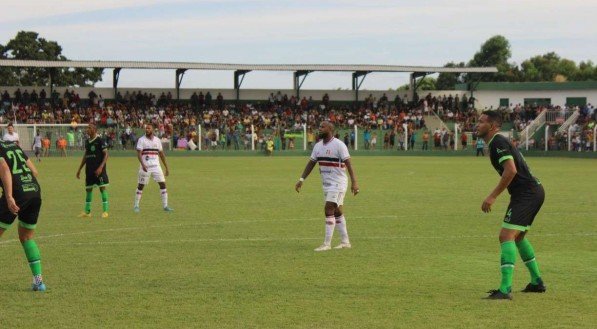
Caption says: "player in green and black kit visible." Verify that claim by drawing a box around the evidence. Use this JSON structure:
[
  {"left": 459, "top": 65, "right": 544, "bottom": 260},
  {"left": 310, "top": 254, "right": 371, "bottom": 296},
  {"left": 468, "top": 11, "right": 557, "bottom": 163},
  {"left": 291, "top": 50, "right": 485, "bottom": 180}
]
[
  {"left": 0, "top": 140, "right": 46, "bottom": 291},
  {"left": 76, "top": 123, "right": 110, "bottom": 218},
  {"left": 477, "top": 110, "right": 546, "bottom": 300}
]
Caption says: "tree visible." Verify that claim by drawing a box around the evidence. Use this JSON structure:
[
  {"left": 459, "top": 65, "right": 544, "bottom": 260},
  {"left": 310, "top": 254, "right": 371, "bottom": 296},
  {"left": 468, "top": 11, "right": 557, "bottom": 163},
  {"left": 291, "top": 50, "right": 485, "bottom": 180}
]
[
  {"left": 574, "top": 61, "right": 597, "bottom": 81},
  {"left": 436, "top": 62, "right": 466, "bottom": 90},
  {"left": 0, "top": 31, "right": 103, "bottom": 86},
  {"left": 465, "top": 35, "right": 519, "bottom": 83},
  {"left": 396, "top": 77, "right": 437, "bottom": 91},
  {"left": 417, "top": 77, "right": 437, "bottom": 91},
  {"left": 520, "top": 52, "right": 583, "bottom": 82}
]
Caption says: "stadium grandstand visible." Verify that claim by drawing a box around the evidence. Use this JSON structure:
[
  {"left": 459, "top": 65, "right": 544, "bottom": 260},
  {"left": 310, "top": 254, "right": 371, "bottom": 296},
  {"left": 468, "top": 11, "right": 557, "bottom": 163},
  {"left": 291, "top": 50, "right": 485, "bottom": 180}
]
[{"left": 0, "top": 60, "right": 595, "bottom": 154}]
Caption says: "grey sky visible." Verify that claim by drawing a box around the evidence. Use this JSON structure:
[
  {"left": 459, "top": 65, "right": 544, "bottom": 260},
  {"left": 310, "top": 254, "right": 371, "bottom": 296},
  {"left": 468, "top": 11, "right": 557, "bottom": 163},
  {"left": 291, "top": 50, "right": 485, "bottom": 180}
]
[{"left": 1, "top": 0, "right": 595, "bottom": 90}]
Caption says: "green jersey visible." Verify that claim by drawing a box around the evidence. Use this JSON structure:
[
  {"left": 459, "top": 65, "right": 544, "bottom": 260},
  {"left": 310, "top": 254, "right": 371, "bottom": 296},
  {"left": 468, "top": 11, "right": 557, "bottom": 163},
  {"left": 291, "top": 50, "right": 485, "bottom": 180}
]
[
  {"left": 85, "top": 136, "right": 107, "bottom": 174},
  {"left": 0, "top": 141, "right": 41, "bottom": 200}
]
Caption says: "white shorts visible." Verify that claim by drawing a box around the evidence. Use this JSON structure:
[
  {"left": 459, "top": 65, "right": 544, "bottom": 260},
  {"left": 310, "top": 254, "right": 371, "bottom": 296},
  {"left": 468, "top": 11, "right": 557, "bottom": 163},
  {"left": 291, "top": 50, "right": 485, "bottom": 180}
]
[
  {"left": 138, "top": 166, "right": 165, "bottom": 184},
  {"left": 324, "top": 191, "right": 345, "bottom": 206}
]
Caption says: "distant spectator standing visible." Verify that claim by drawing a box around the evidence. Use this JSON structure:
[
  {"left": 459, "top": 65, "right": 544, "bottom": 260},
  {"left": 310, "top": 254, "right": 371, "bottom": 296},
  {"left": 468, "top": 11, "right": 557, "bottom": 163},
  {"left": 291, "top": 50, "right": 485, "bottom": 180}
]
[
  {"left": 3, "top": 123, "right": 19, "bottom": 146},
  {"left": 461, "top": 132, "right": 468, "bottom": 150},
  {"left": 266, "top": 136, "right": 274, "bottom": 156},
  {"left": 32, "top": 131, "right": 42, "bottom": 162},
  {"left": 42, "top": 136, "right": 51, "bottom": 157},
  {"left": 476, "top": 138, "right": 485, "bottom": 156},
  {"left": 363, "top": 128, "right": 371, "bottom": 150},
  {"left": 422, "top": 131, "right": 430, "bottom": 150},
  {"left": 57, "top": 136, "right": 67, "bottom": 157}
]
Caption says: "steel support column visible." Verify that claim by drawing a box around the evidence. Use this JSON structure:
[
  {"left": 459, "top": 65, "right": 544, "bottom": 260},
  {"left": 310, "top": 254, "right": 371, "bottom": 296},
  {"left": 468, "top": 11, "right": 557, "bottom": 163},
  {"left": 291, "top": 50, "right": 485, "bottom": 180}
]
[
  {"left": 234, "top": 70, "right": 251, "bottom": 102},
  {"left": 113, "top": 68, "right": 121, "bottom": 100},
  {"left": 352, "top": 71, "right": 370, "bottom": 104},
  {"left": 293, "top": 70, "right": 311, "bottom": 99},
  {"left": 409, "top": 72, "right": 429, "bottom": 103},
  {"left": 175, "top": 69, "right": 187, "bottom": 101},
  {"left": 48, "top": 68, "right": 55, "bottom": 97}
]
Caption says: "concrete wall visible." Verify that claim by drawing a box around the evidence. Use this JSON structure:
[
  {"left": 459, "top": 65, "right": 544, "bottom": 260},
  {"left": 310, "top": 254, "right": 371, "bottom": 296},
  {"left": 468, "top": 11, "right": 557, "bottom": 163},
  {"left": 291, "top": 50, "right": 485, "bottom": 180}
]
[
  {"left": 472, "top": 90, "right": 597, "bottom": 109},
  {"left": 0, "top": 86, "right": 413, "bottom": 102},
  {"left": 1, "top": 86, "right": 594, "bottom": 107}
]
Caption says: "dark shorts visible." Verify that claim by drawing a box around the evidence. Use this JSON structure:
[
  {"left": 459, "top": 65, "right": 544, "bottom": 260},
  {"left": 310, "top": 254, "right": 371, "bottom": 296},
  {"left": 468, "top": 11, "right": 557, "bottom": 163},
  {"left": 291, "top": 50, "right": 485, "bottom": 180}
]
[
  {"left": 0, "top": 196, "right": 42, "bottom": 230},
  {"left": 86, "top": 170, "right": 109, "bottom": 188},
  {"left": 503, "top": 184, "right": 545, "bottom": 231}
]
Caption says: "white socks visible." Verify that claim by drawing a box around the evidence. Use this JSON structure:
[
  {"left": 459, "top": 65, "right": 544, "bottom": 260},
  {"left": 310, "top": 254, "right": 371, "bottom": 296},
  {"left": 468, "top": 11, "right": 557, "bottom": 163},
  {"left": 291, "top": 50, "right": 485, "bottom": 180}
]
[
  {"left": 160, "top": 189, "right": 168, "bottom": 208},
  {"left": 134, "top": 188, "right": 168, "bottom": 208},
  {"left": 324, "top": 216, "right": 336, "bottom": 245},
  {"left": 335, "top": 215, "right": 350, "bottom": 244},
  {"left": 134, "top": 189, "right": 143, "bottom": 207}
]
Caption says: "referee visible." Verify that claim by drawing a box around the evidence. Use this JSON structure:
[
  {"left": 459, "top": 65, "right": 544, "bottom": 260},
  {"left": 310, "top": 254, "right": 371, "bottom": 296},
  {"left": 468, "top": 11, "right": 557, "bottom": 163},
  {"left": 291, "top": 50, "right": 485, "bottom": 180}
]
[{"left": 477, "top": 110, "right": 546, "bottom": 300}]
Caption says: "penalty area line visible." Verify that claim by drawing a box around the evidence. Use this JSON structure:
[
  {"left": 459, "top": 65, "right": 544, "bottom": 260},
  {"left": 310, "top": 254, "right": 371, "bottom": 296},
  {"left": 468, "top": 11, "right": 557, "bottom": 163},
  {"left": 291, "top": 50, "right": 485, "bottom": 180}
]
[
  {"left": 0, "top": 215, "right": 399, "bottom": 246},
  {"left": 9, "top": 232, "right": 597, "bottom": 247}
]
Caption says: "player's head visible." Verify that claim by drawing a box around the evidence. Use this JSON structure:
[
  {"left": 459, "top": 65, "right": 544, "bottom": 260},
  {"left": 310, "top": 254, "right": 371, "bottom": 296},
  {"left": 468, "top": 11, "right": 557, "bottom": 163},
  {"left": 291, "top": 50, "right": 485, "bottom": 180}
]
[
  {"left": 7, "top": 123, "right": 14, "bottom": 133},
  {"left": 86, "top": 123, "right": 97, "bottom": 138},
  {"left": 318, "top": 121, "right": 334, "bottom": 139},
  {"left": 145, "top": 123, "right": 155, "bottom": 137},
  {"left": 477, "top": 110, "right": 502, "bottom": 138}
]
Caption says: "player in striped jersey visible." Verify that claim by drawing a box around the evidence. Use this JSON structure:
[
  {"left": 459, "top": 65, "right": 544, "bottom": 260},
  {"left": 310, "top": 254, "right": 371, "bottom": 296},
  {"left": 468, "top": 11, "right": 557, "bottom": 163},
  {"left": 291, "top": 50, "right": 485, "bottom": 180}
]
[
  {"left": 295, "top": 121, "right": 359, "bottom": 251},
  {"left": 133, "top": 124, "right": 172, "bottom": 213}
]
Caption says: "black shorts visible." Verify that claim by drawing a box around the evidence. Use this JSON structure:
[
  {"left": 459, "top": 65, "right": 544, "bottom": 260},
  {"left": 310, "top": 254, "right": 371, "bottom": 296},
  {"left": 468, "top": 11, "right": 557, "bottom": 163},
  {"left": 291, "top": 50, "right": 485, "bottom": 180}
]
[
  {"left": 0, "top": 196, "right": 42, "bottom": 230},
  {"left": 86, "top": 170, "right": 109, "bottom": 188},
  {"left": 503, "top": 184, "right": 545, "bottom": 231}
]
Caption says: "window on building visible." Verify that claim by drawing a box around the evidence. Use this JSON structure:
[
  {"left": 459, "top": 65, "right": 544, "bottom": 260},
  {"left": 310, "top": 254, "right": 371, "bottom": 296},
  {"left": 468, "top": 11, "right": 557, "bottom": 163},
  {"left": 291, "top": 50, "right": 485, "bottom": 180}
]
[
  {"left": 524, "top": 98, "right": 551, "bottom": 107},
  {"left": 565, "top": 97, "right": 587, "bottom": 107}
]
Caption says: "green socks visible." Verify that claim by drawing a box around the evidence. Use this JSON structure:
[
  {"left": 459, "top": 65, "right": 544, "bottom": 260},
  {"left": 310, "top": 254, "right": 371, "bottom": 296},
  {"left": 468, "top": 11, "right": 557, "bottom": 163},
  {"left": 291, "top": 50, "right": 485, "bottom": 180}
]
[
  {"left": 85, "top": 190, "right": 93, "bottom": 214},
  {"left": 516, "top": 238, "right": 542, "bottom": 284},
  {"left": 101, "top": 189, "right": 109, "bottom": 212},
  {"left": 85, "top": 189, "right": 109, "bottom": 213},
  {"left": 22, "top": 239, "right": 43, "bottom": 284},
  {"left": 500, "top": 241, "right": 516, "bottom": 294}
]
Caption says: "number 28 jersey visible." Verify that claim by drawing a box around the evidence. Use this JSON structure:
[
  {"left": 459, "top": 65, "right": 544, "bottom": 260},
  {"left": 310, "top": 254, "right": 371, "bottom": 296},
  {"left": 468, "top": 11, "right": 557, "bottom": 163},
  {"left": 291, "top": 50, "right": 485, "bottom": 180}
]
[
  {"left": 0, "top": 141, "right": 41, "bottom": 200},
  {"left": 310, "top": 138, "right": 350, "bottom": 192},
  {"left": 136, "top": 135, "right": 163, "bottom": 169}
]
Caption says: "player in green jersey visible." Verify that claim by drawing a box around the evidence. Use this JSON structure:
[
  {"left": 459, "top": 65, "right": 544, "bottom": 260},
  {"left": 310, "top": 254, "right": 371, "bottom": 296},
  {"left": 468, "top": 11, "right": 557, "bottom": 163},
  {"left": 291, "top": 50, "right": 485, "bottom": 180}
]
[
  {"left": 477, "top": 110, "right": 546, "bottom": 300},
  {"left": 0, "top": 140, "right": 46, "bottom": 291},
  {"left": 76, "top": 123, "right": 110, "bottom": 218}
]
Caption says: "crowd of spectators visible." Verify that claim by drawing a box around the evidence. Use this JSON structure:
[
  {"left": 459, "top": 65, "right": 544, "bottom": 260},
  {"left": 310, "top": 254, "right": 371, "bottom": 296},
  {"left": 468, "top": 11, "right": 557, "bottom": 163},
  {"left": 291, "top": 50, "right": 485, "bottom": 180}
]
[
  {"left": 1, "top": 87, "right": 595, "bottom": 152},
  {"left": 1, "top": 88, "right": 431, "bottom": 151}
]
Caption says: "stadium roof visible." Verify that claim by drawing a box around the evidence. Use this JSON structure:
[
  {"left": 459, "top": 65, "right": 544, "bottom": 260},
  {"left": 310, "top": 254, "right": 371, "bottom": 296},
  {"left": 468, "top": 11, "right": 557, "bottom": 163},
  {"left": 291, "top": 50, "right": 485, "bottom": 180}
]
[{"left": 0, "top": 59, "right": 497, "bottom": 73}]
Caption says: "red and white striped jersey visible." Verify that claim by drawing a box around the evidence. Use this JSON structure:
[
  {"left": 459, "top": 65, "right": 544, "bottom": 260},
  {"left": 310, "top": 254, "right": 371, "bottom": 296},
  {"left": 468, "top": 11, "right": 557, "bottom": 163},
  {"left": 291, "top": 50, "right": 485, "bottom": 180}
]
[
  {"left": 310, "top": 137, "right": 350, "bottom": 192},
  {"left": 136, "top": 135, "right": 163, "bottom": 168}
]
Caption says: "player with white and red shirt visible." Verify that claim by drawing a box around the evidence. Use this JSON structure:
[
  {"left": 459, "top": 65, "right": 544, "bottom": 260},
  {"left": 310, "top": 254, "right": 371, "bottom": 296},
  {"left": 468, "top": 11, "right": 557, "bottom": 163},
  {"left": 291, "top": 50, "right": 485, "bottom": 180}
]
[
  {"left": 295, "top": 121, "right": 359, "bottom": 251},
  {"left": 134, "top": 124, "right": 172, "bottom": 213}
]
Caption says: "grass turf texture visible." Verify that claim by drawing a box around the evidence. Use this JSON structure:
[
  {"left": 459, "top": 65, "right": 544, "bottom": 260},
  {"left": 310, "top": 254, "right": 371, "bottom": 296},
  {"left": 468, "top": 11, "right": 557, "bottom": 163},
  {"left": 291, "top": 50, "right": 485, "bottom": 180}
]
[{"left": 0, "top": 156, "right": 595, "bottom": 328}]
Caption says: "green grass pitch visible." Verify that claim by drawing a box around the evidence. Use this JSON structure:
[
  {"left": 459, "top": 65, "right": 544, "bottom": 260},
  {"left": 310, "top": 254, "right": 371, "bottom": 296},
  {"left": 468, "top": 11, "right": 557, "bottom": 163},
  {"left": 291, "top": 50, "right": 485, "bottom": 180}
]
[{"left": 0, "top": 155, "right": 595, "bottom": 328}]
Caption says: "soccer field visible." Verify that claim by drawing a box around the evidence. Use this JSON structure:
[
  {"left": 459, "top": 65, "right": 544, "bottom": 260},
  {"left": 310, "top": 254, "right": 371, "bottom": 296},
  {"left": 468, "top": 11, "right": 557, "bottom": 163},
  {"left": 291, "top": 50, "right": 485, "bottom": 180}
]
[{"left": 0, "top": 155, "right": 595, "bottom": 328}]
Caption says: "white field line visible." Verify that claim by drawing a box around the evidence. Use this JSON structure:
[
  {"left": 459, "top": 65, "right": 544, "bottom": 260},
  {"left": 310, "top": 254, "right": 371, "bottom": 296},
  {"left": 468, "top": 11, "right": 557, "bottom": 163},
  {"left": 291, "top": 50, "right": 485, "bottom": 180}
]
[
  {"left": 0, "top": 214, "right": 594, "bottom": 247},
  {"left": 0, "top": 215, "right": 397, "bottom": 246},
  {"left": 37, "top": 232, "right": 597, "bottom": 247},
  {"left": 1, "top": 232, "right": 595, "bottom": 248}
]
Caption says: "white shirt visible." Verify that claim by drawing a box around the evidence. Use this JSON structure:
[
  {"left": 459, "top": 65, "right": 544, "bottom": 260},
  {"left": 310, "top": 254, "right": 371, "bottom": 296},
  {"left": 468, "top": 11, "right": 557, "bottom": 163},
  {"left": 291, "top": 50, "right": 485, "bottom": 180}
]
[
  {"left": 33, "top": 135, "right": 42, "bottom": 148},
  {"left": 310, "top": 138, "right": 350, "bottom": 192},
  {"left": 136, "top": 135, "right": 163, "bottom": 168},
  {"left": 3, "top": 132, "right": 19, "bottom": 143}
]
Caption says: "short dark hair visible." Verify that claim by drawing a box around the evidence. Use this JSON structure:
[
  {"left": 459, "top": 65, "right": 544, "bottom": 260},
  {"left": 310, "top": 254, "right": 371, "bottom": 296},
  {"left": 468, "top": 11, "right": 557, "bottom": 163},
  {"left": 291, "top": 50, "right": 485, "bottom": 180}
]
[
  {"left": 482, "top": 110, "right": 503, "bottom": 127},
  {"left": 7, "top": 123, "right": 13, "bottom": 127}
]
